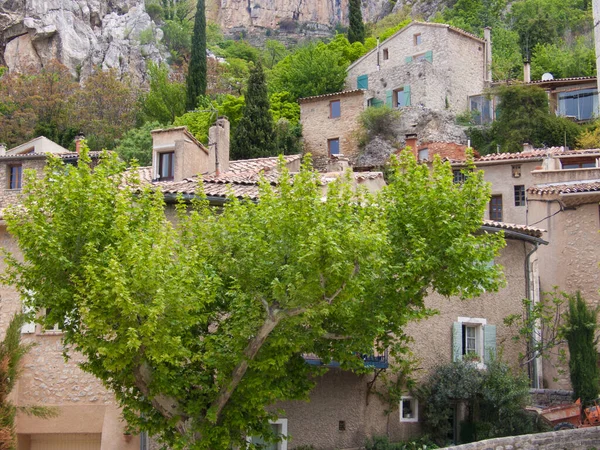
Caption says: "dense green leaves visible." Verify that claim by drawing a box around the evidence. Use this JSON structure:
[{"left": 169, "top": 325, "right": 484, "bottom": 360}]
[
  {"left": 4, "top": 149, "right": 503, "bottom": 448},
  {"left": 140, "top": 63, "right": 186, "bottom": 125},
  {"left": 348, "top": 0, "right": 365, "bottom": 44},
  {"left": 186, "top": 0, "right": 207, "bottom": 109}
]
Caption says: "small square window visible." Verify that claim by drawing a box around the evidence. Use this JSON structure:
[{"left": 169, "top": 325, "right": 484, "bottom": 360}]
[
  {"left": 328, "top": 138, "right": 340, "bottom": 156},
  {"left": 8, "top": 165, "right": 22, "bottom": 189},
  {"left": 512, "top": 165, "right": 521, "bottom": 178},
  {"left": 418, "top": 148, "right": 429, "bottom": 161},
  {"left": 514, "top": 185, "right": 525, "bottom": 207},
  {"left": 330, "top": 100, "right": 341, "bottom": 118},
  {"left": 159, "top": 152, "right": 174, "bottom": 180},
  {"left": 338, "top": 420, "right": 346, "bottom": 431},
  {"left": 489, "top": 195, "right": 502, "bottom": 221},
  {"left": 400, "top": 397, "right": 418, "bottom": 422},
  {"left": 383, "top": 48, "right": 389, "bottom": 60},
  {"left": 453, "top": 169, "right": 467, "bottom": 184},
  {"left": 414, "top": 33, "right": 422, "bottom": 45}
]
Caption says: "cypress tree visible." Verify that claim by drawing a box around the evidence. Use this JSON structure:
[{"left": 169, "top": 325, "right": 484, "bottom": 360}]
[
  {"left": 231, "top": 62, "right": 276, "bottom": 160},
  {"left": 565, "top": 291, "right": 600, "bottom": 404},
  {"left": 186, "top": 0, "right": 207, "bottom": 111},
  {"left": 348, "top": 0, "right": 365, "bottom": 44}
]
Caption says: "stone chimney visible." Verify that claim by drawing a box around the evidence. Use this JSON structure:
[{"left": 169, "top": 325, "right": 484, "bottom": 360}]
[
  {"left": 522, "top": 142, "right": 534, "bottom": 152},
  {"left": 0, "top": 143, "right": 7, "bottom": 156},
  {"left": 484, "top": 27, "right": 492, "bottom": 84},
  {"left": 327, "top": 154, "right": 350, "bottom": 172},
  {"left": 405, "top": 133, "right": 418, "bottom": 158},
  {"left": 208, "top": 117, "right": 230, "bottom": 176},
  {"left": 75, "top": 134, "right": 85, "bottom": 153},
  {"left": 523, "top": 60, "right": 531, "bottom": 83}
]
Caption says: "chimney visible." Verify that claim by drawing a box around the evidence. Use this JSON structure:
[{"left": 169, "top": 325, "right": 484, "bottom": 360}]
[
  {"left": 0, "top": 143, "right": 6, "bottom": 156},
  {"left": 523, "top": 60, "right": 531, "bottom": 83},
  {"left": 75, "top": 134, "right": 85, "bottom": 153},
  {"left": 209, "top": 117, "right": 230, "bottom": 176},
  {"left": 522, "top": 142, "right": 534, "bottom": 152},
  {"left": 405, "top": 133, "right": 418, "bottom": 158},
  {"left": 327, "top": 154, "right": 350, "bottom": 172},
  {"left": 483, "top": 27, "right": 492, "bottom": 84}
]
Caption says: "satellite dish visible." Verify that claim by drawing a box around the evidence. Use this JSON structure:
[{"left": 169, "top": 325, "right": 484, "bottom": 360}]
[{"left": 541, "top": 73, "right": 554, "bottom": 81}]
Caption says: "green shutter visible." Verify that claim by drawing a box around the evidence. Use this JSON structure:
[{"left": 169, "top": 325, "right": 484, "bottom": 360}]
[
  {"left": 357, "top": 74, "right": 368, "bottom": 90},
  {"left": 372, "top": 98, "right": 384, "bottom": 108},
  {"left": 404, "top": 85, "right": 411, "bottom": 106},
  {"left": 425, "top": 50, "right": 433, "bottom": 63},
  {"left": 484, "top": 324, "right": 496, "bottom": 363},
  {"left": 452, "top": 322, "right": 462, "bottom": 362},
  {"left": 385, "top": 90, "right": 393, "bottom": 107},
  {"left": 405, "top": 56, "right": 413, "bottom": 64}
]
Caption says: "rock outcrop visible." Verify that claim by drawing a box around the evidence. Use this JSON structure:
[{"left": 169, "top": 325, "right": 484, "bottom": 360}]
[{"left": 0, "top": 0, "right": 166, "bottom": 83}]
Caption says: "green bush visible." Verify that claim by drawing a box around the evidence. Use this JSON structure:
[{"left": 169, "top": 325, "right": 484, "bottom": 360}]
[
  {"left": 359, "top": 105, "right": 400, "bottom": 143},
  {"left": 365, "top": 435, "right": 439, "bottom": 450}
]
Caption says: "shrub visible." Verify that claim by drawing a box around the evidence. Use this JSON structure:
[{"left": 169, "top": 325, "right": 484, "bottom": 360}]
[{"left": 359, "top": 105, "right": 401, "bottom": 143}]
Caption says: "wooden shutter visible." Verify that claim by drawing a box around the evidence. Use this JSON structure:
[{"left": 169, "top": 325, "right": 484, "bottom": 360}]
[
  {"left": 404, "top": 85, "right": 411, "bottom": 106},
  {"left": 425, "top": 50, "right": 433, "bottom": 63},
  {"left": 405, "top": 56, "right": 413, "bottom": 64},
  {"left": 484, "top": 324, "right": 496, "bottom": 363},
  {"left": 386, "top": 90, "right": 393, "bottom": 107},
  {"left": 452, "top": 322, "right": 462, "bottom": 362},
  {"left": 357, "top": 74, "right": 368, "bottom": 90}
]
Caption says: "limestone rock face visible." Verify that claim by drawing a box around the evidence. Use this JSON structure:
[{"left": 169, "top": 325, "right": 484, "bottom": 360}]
[{"left": 0, "top": 0, "right": 166, "bottom": 83}]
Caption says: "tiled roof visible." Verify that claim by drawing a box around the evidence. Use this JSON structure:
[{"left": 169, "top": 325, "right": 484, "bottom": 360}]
[
  {"left": 450, "top": 147, "right": 600, "bottom": 165},
  {"left": 0, "top": 151, "right": 104, "bottom": 160},
  {"left": 298, "top": 90, "right": 364, "bottom": 104},
  {"left": 527, "top": 180, "right": 600, "bottom": 195},
  {"left": 482, "top": 220, "right": 545, "bottom": 238},
  {"left": 526, "top": 76, "right": 596, "bottom": 85}
]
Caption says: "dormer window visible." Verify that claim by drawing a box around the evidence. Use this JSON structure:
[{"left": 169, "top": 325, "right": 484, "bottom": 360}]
[{"left": 159, "top": 152, "right": 174, "bottom": 181}]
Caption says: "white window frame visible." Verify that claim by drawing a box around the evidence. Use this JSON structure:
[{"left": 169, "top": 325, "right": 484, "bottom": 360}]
[
  {"left": 400, "top": 396, "right": 418, "bottom": 423},
  {"left": 418, "top": 148, "right": 429, "bottom": 161},
  {"left": 458, "top": 317, "right": 486, "bottom": 368},
  {"left": 248, "top": 418, "right": 288, "bottom": 450}
]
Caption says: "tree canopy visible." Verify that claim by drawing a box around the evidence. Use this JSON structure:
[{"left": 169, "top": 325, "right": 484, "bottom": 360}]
[{"left": 5, "top": 148, "right": 504, "bottom": 449}]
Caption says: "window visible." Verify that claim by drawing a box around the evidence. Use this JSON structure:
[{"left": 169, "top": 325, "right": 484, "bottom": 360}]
[
  {"left": 469, "top": 95, "right": 494, "bottom": 125},
  {"left": 413, "top": 51, "right": 433, "bottom": 63},
  {"left": 489, "top": 195, "right": 502, "bottom": 221},
  {"left": 453, "top": 169, "right": 467, "bottom": 184},
  {"left": 514, "top": 185, "right": 525, "bottom": 207},
  {"left": 338, "top": 420, "right": 346, "bottom": 431},
  {"left": 328, "top": 138, "right": 340, "bottom": 156},
  {"left": 43, "top": 308, "right": 62, "bottom": 333},
  {"left": 557, "top": 88, "right": 599, "bottom": 121},
  {"left": 400, "top": 397, "right": 418, "bottom": 422},
  {"left": 393, "top": 86, "right": 411, "bottom": 107},
  {"left": 250, "top": 419, "right": 288, "bottom": 450},
  {"left": 383, "top": 48, "right": 389, "bottom": 60},
  {"left": 414, "top": 33, "right": 422, "bottom": 45},
  {"left": 330, "top": 100, "right": 341, "bottom": 118},
  {"left": 512, "top": 165, "right": 521, "bottom": 178},
  {"left": 159, "top": 152, "right": 174, "bottom": 180},
  {"left": 452, "top": 317, "right": 496, "bottom": 366},
  {"left": 560, "top": 157, "right": 597, "bottom": 169},
  {"left": 367, "top": 98, "right": 384, "bottom": 108},
  {"left": 418, "top": 148, "right": 429, "bottom": 161},
  {"left": 8, "top": 165, "right": 22, "bottom": 189}
]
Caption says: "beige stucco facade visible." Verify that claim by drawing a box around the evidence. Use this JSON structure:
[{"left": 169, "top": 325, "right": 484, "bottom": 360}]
[
  {"left": 299, "top": 90, "right": 365, "bottom": 170},
  {"left": 346, "top": 22, "right": 489, "bottom": 114}
]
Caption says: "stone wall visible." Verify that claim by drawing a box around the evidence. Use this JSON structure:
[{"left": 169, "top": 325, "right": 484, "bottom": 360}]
[
  {"left": 529, "top": 389, "right": 574, "bottom": 407},
  {"left": 300, "top": 91, "right": 365, "bottom": 170},
  {"left": 443, "top": 427, "right": 600, "bottom": 450}
]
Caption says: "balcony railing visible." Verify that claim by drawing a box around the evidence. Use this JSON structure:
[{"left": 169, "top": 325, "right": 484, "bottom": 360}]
[{"left": 302, "top": 350, "right": 389, "bottom": 369}]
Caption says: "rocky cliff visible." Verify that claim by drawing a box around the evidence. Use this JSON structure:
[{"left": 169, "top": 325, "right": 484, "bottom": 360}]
[{"left": 0, "top": 0, "right": 165, "bottom": 82}]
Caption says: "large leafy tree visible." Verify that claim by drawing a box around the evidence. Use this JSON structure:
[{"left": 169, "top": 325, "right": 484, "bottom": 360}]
[
  {"left": 140, "top": 62, "right": 186, "bottom": 125},
  {"left": 348, "top": 0, "right": 365, "bottom": 44},
  {"left": 4, "top": 150, "right": 504, "bottom": 449},
  {"left": 186, "top": 0, "right": 207, "bottom": 110},
  {"left": 231, "top": 62, "right": 276, "bottom": 160}
]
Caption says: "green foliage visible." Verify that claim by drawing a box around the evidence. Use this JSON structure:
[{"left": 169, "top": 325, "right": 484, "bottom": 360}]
[
  {"left": 186, "top": 0, "right": 207, "bottom": 110},
  {"left": 577, "top": 120, "right": 600, "bottom": 148},
  {"left": 359, "top": 105, "right": 400, "bottom": 143},
  {"left": 114, "top": 121, "right": 161, "bottom": 166},
  {"left": 269, "top": 91, "right": 300, "bottom": 125},
  {"left": 4, "top": 148, "right": 503, "bottom": 449},
  {"left": 140, "top": 62, "right": 186, "bottom": 125},
  {"left": 217, "top": 40, "right": 260, "bottom": 63},
  {"left": 262, "top": 40, "right": 289, "bottom": 69},
  {"left": 379, "top": 18, "right": 412, "bottom": 42},
  {"left": 139, "top": 28, "right": 155, "bottom": 45},
  {"left": 348, "top": 0, "right": 365, "bottom": 44},
  {"left": 442, "top": 0, "right": 505, "bottom": 34},
  {"left": 365, "top": 435, "right": 439, "bottom": 450},
  {"left": 564, "top": 292, "right": 600, "bottom": 404},
  {"left": 232, "top": 62, "right": 277, "bottom": 159},
  {"left": 531, "top": 37, "right": 596, "bottom": 80},
  {"left": 418, "top": 360, "right": 540, "bottom": 446},
  {"left": 491, "top": 28, "right": 523, "bottom": 81},
  {"left": 366, "top": 10, "right": 410, "bottom": 41},
  {"left": 273, "top": 119, "right": 302, "bottom": 155}
]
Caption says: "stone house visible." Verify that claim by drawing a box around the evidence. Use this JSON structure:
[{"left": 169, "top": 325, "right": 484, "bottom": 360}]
[{"left": 346, "top": 22, "right": 492, "bottom": 115}]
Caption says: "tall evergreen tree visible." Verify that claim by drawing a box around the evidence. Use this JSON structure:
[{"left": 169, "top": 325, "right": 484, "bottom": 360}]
[
  {"left": 186, "top": 0, "right": 207, "bottom": 111},
  {"left": 565, "top": 292, "right": 600, "bottom": 405},
  {"left": 348, "top": 0, "right": 365, "bottom": 44},
  {"left": 231, "top": 62, "right": 276, "bottom": 160}
]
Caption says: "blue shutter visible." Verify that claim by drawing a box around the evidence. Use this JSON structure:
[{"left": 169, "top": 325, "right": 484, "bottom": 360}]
[
  {"left": 484, "top": 325, "right": 496, "bottom": 364},
  {"left": 385, "top": 90, "right": 393, "bottom": 107},
  {"left": 357, "top": 74, "right": 368, "bottom": 90},
  {"left": 425, "top": 50, "right": 433, "bottom": 63},
  {"left": 452, "top": 322, "right": 462, "bottom": 362},
  {"left": 404, "top": 85, "right": 411, "bottom": 106},
  {"left": 405, "top": 56, "right": 413, "bottom": 64}
]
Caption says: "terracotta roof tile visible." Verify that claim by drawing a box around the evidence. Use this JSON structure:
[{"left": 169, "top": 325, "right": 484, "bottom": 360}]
[
  {"left": 298, "top": 90, "right": 364, "bottom": 103},
  {"left": 449, "top": 147, "right": 600, "bottom": 165},
  {"left": 482, "top": 220, "right": 545, "bottom": 238},
  {"left": 527, "top": 180, "right": 600, "bottom": 195}
]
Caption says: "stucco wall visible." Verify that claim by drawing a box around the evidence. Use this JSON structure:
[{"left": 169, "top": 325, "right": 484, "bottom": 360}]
[
  {"left": 346, "top": 23, "right": 486, "bottom": 114},
  {"left": 300, "top": 92, "right": 365, "bottom": 170}
]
